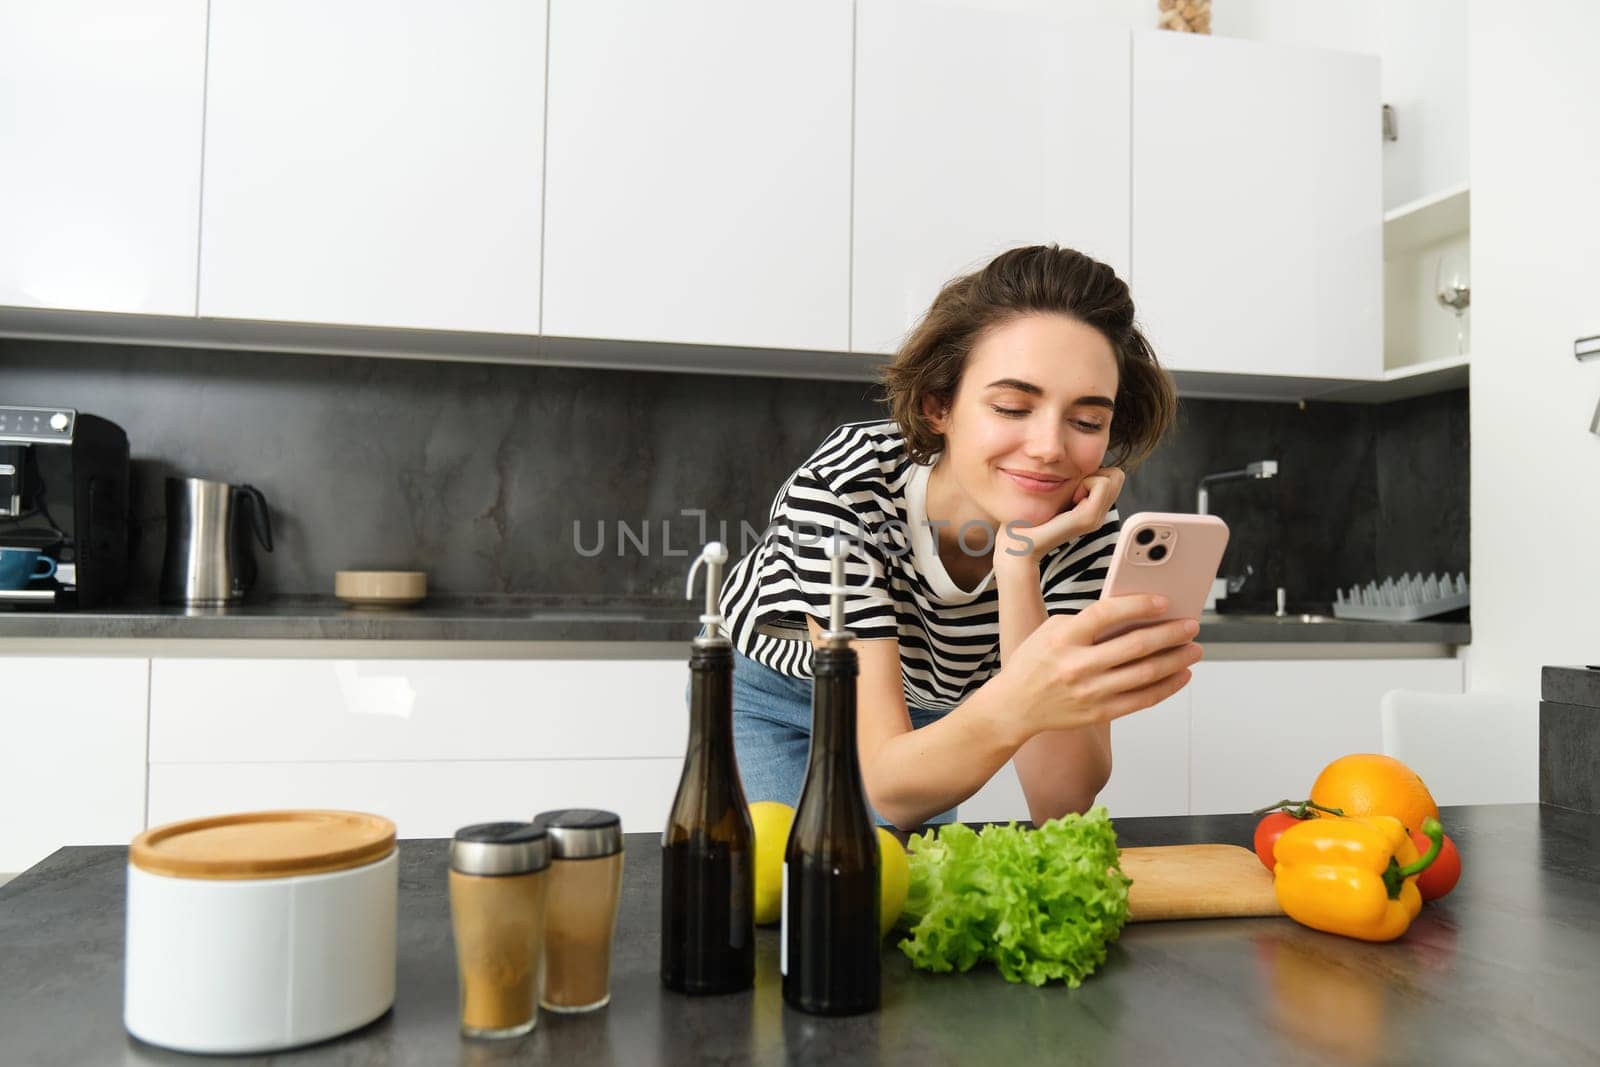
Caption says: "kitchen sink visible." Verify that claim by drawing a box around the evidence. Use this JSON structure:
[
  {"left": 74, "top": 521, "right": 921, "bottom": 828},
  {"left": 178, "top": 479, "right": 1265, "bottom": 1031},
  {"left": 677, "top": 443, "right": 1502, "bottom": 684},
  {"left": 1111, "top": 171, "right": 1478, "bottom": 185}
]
[
  {"left": 522, "top": 610, "right": 657, "bottom": 622},
  {"left": 1202, "top": 612, "right": 1337, "bottom": 625}
]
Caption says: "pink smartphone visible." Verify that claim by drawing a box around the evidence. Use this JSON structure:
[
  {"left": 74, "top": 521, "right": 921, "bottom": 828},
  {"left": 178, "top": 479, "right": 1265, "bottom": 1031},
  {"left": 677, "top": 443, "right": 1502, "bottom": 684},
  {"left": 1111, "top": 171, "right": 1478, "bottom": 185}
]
[{"left": 1096, "top": 512, "right": 1230, "bottom": 641}]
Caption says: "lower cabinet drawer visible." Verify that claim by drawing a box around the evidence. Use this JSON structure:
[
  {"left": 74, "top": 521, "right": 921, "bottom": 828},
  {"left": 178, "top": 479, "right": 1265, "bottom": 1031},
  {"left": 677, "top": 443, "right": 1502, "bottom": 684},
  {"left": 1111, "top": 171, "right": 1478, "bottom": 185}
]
[
  {"left": 1, "top": 656, "right": 149, "bottom": 874},
  {"left": 149, "top": 658, "right": 690, "bottom": 763},
  {"left": 147, "top": 758, "right": 687, "bottom": 837},
  {"left": 961, "top": 691, "right": 1191, "bottom": 823}
]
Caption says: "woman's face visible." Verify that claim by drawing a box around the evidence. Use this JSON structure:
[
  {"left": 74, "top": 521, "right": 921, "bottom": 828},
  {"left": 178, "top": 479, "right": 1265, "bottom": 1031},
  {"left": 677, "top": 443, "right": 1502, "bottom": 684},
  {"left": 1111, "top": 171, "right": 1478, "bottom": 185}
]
[{"left": 923, "top": 312, "right": 1118, "bottom": 528}]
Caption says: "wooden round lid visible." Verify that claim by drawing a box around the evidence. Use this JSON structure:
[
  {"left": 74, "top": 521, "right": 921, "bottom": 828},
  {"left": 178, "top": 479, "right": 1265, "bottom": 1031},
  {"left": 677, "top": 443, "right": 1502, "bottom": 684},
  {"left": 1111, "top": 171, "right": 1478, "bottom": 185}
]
[{"left": 129, "top": 810, "right": 396, "bottom": 880}]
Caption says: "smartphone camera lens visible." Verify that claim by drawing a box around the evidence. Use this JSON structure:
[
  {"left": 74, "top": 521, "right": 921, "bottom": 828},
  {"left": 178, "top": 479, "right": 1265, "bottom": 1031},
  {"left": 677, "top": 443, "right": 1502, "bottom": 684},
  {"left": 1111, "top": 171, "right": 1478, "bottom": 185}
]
[
  {"left": 1149, "top": 544, "right": 1169, "bottom": 561},
  {"left": 1135, "top": 528, "right": 1156, "bottom": 546}
]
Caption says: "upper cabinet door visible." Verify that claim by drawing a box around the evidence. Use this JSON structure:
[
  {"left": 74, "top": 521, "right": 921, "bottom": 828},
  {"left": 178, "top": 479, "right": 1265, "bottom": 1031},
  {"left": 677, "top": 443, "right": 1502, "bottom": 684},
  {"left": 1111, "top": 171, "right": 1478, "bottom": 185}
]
[
  {"left": 853, "top": 1, "right": 1130, "bottom": 356},
  {"left": 1131, "top": 32, "right": 1381, "bottom": 379},
  {"left": 542, "top": 0, "right": 852, "bottom": 351},
  {"left": 0, "top": 1, "right": 206, "bottom": 315},
  {"left": 198, "top": 0, "right": 546, "bottom": 333}
]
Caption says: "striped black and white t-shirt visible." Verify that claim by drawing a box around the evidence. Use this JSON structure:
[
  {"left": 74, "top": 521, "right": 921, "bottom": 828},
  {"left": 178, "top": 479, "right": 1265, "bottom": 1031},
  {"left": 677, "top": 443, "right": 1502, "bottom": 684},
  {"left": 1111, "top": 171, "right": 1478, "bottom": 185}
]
[{"left": 720, "top": 419, "right": 1120, "bottom": 712}]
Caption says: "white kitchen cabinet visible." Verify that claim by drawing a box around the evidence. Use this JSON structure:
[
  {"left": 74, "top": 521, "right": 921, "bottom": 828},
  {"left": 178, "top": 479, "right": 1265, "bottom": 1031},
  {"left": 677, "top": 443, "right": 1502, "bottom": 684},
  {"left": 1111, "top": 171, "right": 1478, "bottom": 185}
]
[
  {"left": 142, "top": 653, "right": 1468, "bottom": 833},
  {"left": 197, "top": 0, "right": 546, "bottom": 333},
  {"left": 149, "top": 658, "right": 689, "bottom": 764},
  {"left": 0, "top": 1, "right": 206, "bottom": 315},
  {"left": 852, "top": 1, "right": 1130, "bottom": 355},
  {"left": 148, "top": 657, "right": 692, "bottom": 835},
  {"left": 1187, "top": 658, "right": 1464, "bottom": 815},
  {"left": 962, "top": 690, "right": 1190, "bottom": 823},
  {"left": 1131, "top": 31, "right": 1381, "bottom": 379},
  {"left": 147, "top": 758, "right": 685, "bottom": 839},
  {"left": 0, "top": 657, "right": 149, "bottom": 874},
  {"left": 1098, "top": 687, "right": 1191, "bottom": 818},
  {"left": 541, "top": 0, "right": 852, "bottom": 352}
]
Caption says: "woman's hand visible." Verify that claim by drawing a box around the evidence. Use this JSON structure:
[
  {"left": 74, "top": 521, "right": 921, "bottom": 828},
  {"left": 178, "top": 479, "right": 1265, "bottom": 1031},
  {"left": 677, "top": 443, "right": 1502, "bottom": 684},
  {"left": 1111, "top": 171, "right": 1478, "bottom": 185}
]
[
  {"left": 997, "top": 594, "right": 1202, "bottom": 738},
  {"left": 996, "top": 467, "right": 1125, "bottom": 567}
]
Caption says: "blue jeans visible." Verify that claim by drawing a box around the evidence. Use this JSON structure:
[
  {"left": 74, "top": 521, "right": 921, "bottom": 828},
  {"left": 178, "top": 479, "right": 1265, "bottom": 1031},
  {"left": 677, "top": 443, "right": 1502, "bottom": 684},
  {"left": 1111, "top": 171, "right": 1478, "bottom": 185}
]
[{"left": 718, "top": 650, "right": 958, "bottom": 827}]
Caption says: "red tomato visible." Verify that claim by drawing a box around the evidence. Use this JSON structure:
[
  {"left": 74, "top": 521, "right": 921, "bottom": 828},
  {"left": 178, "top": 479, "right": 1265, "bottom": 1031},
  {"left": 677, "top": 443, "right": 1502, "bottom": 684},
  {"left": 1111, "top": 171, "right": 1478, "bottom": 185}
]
[
  {"left": 1409, "top": 827, "right": 1462, "bottom": 901},
  {"left": 1253, "top": 811, "right": 1306, "bottom": 870}
]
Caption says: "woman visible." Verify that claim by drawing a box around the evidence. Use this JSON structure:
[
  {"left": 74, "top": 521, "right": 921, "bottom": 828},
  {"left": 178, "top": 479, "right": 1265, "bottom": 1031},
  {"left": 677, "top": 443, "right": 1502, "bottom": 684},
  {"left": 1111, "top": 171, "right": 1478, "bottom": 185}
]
[{"left": 718, "top": 245, "right": 1201, "bottom": 829}]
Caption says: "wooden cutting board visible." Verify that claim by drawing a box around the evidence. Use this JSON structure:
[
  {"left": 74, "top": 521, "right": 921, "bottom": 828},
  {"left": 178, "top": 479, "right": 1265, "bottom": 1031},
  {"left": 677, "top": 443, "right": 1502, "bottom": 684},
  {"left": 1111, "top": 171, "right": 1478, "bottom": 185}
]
[{"left": 1120, "top": 844, "right": 1284, "bottom": 922}]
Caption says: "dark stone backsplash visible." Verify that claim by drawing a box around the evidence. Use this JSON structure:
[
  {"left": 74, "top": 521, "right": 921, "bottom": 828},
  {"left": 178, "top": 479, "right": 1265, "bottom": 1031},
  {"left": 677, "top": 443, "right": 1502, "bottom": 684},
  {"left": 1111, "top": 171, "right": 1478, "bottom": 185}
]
[
  {"left": 1122, "top": 389, "right": 1471, "bottom": 612},
  {"left": 0, "top": 339, "right": 1467, "bottom": 610}
]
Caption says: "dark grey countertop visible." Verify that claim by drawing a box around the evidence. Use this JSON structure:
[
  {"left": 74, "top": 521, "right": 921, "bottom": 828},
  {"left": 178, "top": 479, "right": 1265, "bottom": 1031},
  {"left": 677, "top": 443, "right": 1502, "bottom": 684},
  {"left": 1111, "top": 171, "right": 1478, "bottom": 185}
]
[
  {"left": 0, "top": 595, "right": 1471, "bottom": 645},
  {"left": 1544, "top": 665, "right": 1600, "bottom": 707},
  {"left": 1, "top": 804, "right": 1591, "bottom": 1066},
  {"left": 0, "top": 594, "right": 693, "bottom": 642}
]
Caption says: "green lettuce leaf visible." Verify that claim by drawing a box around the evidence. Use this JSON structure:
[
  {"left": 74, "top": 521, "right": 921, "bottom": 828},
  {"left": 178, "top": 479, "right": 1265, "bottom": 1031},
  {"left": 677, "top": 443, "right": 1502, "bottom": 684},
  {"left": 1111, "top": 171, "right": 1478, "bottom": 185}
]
[{"left": 897, "top": 807, "right": 1131, "bottom": 987}]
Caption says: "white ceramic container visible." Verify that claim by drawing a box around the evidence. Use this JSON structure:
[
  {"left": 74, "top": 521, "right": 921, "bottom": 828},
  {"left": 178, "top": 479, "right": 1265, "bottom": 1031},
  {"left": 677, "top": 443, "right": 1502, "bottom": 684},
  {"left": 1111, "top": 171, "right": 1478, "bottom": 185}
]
[{"left": 123, "top": 810, "right": 398, "bottom": 1054}]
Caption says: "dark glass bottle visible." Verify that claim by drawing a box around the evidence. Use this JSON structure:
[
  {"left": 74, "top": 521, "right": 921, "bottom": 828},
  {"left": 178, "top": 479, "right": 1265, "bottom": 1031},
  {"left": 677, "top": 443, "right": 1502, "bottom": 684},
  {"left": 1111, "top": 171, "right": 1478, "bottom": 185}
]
[
  {"left": 781, "top": 585, "right": 881, "bottom": 1015},
  {"left": 662, "top": 545, "right": 755, "bottom": 995}
]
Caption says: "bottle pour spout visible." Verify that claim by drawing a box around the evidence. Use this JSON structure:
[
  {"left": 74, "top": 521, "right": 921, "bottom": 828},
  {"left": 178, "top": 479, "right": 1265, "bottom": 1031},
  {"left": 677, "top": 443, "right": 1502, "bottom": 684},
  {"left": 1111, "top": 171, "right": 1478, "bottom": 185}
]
[
  {"left": 686, "top": 541, "right": 731, "bottom": 646},
  {"left": 821, "top": 535, "right": 856, "bottom": 650}
]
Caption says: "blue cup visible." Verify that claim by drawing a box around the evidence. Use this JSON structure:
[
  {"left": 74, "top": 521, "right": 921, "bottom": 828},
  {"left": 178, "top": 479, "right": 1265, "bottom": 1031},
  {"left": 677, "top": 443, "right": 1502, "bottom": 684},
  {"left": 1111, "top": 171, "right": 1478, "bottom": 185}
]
[{"left": 0, "top": 548, "right": 57, "bottom": 590}]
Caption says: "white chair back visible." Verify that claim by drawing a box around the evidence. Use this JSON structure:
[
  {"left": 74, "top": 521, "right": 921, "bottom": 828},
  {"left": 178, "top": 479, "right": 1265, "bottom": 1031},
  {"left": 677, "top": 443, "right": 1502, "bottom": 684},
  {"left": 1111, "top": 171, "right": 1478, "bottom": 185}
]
[{"left": 1379, "top": 689, "right": 1537, "bottom": 806}]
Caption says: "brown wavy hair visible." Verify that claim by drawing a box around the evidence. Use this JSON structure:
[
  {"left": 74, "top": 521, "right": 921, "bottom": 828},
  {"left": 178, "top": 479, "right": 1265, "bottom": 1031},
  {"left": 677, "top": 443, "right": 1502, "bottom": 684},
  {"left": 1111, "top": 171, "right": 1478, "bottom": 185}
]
[{"left": 879, "top": 244, "right": 1176, "bottom": 469}]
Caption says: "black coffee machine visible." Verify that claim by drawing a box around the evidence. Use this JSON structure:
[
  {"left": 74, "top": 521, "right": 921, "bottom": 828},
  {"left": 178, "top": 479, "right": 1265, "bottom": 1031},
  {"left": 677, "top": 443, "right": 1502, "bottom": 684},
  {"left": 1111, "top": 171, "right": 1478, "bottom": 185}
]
[{"left": 0, "top": 405, "right": 131, "bottom": 609}]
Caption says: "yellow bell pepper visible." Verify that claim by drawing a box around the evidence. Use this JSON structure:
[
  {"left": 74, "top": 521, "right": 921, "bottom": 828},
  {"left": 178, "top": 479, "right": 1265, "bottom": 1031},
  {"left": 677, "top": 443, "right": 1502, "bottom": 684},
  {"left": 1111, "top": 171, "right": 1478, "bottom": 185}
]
[{"left": 1272, "top": 814, "right": 1443, "bottom": 942}]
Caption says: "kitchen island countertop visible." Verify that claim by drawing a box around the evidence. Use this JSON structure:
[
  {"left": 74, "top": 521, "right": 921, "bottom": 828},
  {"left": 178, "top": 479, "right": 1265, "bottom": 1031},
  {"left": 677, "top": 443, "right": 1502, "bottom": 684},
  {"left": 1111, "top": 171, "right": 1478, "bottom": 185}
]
[{"left": 1, "top": 804, "right": 1592, "bottom": 1066}]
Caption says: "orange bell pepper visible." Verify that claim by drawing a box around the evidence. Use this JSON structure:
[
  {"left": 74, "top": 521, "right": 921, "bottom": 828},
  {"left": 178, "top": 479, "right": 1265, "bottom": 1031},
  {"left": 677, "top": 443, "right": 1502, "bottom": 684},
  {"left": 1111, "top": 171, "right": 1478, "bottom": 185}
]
[{"left": 1272, "top": 814, "right": 1443, "bottom": 942}]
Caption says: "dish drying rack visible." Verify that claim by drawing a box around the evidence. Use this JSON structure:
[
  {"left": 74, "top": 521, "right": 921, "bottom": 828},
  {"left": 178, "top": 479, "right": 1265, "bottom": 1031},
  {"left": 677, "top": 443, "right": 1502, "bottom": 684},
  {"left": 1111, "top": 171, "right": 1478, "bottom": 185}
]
[{"left": 1332, "top": 572, "right": 1470, "bottom": 622}]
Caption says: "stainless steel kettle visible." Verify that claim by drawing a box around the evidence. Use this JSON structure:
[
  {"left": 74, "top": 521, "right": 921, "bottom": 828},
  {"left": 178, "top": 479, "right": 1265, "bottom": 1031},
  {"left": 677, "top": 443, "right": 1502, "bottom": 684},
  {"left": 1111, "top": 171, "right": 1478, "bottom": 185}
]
[{"left": 160, "top": 477, "right": 274, "bottom": 605}]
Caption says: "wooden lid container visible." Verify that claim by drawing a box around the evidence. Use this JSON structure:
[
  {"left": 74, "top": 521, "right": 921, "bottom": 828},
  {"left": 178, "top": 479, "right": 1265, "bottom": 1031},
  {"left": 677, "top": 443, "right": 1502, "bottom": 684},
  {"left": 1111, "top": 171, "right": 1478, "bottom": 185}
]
[
  {"left": 130, "top": 810, "right": 395, "bottom": 880},
  {"left": 124, "top": 809, "right": 399, "bottom": 1054}
]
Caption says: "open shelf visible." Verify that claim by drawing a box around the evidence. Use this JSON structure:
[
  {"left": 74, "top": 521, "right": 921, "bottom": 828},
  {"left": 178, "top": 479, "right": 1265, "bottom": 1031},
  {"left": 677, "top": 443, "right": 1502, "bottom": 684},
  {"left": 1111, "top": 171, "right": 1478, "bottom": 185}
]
[
  {"left": 1319, "top": 353, "right": 1470, "bottom": 403},
  {"left": 1384, "top": 183, "right": 1470, "bottom": 258},
  {"left": 1385, "top": 352, "right": 1469, "bottom": 381}
]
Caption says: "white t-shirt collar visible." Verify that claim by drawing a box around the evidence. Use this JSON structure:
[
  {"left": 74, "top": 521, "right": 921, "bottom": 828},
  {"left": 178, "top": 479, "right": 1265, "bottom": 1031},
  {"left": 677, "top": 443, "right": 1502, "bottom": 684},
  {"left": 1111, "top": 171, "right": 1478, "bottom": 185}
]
[{"left": 906, "top": 458, "right": 993, "bottom": 602}]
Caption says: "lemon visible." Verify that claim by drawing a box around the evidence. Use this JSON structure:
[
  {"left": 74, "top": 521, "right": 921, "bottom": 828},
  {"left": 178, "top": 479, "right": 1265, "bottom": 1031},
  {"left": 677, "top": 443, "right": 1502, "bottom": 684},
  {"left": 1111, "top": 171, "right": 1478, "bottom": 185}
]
[
  {"left": 747, "top": 803, "right": 908, "bottom": 937},
  {"left": 749, "top": 801, "right": 795, "bottom": 926},
  {"left": 877, "top": 827, "right": 910, "bottom": 939}
]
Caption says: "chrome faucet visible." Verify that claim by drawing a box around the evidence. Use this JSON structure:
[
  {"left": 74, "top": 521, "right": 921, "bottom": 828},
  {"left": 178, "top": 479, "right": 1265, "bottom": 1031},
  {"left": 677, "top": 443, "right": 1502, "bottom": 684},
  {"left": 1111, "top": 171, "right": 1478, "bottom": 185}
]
[
  {"left": 1197, "top": 460, "right": 1278, "bottom": 611},
  {"left": 1197, "top": 460, "right": 1278, "bottom": 516}
]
